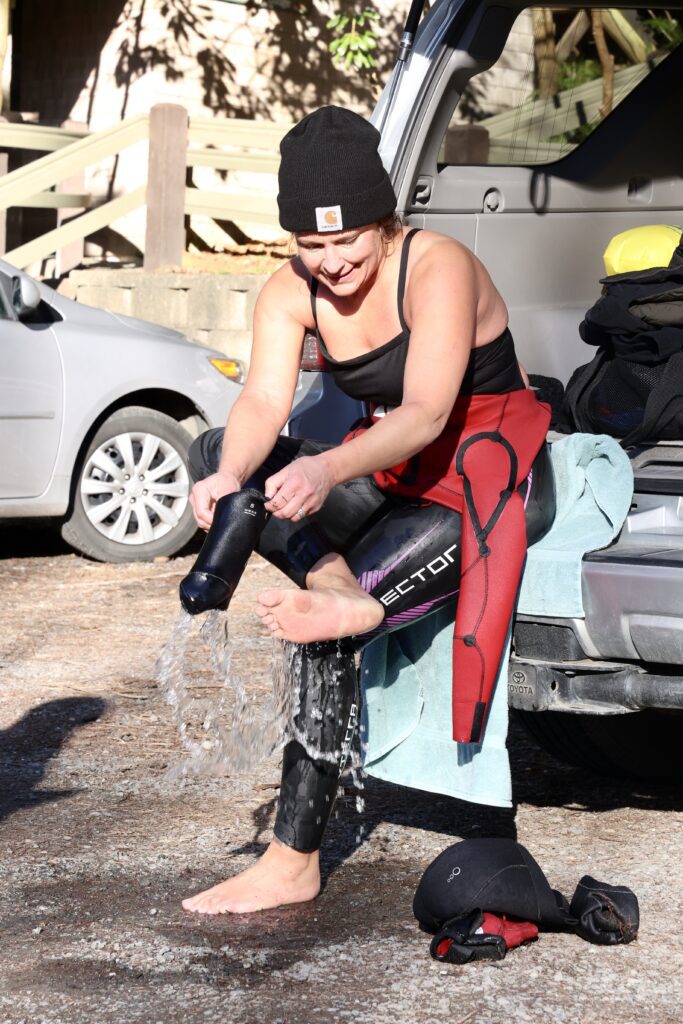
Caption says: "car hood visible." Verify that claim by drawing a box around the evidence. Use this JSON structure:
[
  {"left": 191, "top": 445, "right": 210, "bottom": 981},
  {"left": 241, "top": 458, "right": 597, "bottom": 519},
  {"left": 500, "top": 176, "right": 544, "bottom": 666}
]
[
  {"left": 105, "top": 311, "right": 191, "bottom": 343},
  {"left": 47, "top": 289, "right": 214, "bottom": 351}
]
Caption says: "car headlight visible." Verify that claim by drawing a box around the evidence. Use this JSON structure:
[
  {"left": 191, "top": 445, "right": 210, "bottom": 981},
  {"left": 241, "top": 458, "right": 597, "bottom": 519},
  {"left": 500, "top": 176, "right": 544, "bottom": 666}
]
[{"left": 209, "top": 357, "right": 245, "bottom": 384}]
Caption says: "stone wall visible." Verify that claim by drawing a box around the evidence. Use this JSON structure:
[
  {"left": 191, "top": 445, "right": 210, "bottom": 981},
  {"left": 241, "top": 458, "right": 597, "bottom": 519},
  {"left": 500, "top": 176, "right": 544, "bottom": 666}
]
[{"left": 60, "top": 268, "right": 268, "bottom": 367}]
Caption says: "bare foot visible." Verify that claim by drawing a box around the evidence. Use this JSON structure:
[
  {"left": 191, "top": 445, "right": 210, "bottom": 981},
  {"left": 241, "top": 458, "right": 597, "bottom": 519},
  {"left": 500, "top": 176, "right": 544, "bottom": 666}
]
[
  {"left": 181, "top": 840, "right": 321, "bottom": 915},
  {"left": 256, "top": 585, "right": 384, "bottom": 643}
]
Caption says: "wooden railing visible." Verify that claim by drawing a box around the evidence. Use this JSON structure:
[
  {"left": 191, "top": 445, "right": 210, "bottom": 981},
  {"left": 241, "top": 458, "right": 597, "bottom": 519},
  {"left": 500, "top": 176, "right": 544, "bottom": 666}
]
[{"left": 0, "top": 106, "right": 291, "bottom": 271}]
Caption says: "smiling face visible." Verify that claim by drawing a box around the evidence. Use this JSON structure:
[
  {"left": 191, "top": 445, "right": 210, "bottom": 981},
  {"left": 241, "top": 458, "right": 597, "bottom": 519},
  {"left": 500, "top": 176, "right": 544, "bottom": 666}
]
[{"left": 295, "top": 223, "right": 385, "bottom": 297}]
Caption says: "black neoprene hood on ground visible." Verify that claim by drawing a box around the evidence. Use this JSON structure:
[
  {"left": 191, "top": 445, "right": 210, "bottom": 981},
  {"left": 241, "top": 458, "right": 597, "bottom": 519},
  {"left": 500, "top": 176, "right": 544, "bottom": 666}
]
[
  {"left": 413, "top": 838, "right": 576, "bottom": 932},
  {"left": 414, "top": 839, "right": 639, "bottom": 947},
  {"left": 277, "top": 106, "right": 397, "bottom": 233}
]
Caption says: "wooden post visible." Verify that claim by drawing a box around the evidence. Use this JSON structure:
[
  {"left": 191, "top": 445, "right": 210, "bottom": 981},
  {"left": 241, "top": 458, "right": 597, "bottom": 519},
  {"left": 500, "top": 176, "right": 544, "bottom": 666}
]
[
  {"left": 531, "top": 8, "right": 558, "bottom": 99},
  {"left": 56, "top": 119, "right": 87, "bottom": 277},
  {"left": 592, "top": 11, "right": 615, "bottom": 121},
  {"left": 144, "top": 103, "right": 188, "bottom": 271}
]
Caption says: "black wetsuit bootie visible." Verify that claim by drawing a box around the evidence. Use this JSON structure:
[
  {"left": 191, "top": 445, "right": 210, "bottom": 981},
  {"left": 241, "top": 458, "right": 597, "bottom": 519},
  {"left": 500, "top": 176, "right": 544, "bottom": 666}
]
[{"left": 179, "top": 489, "right": 269, "bottom": 615}]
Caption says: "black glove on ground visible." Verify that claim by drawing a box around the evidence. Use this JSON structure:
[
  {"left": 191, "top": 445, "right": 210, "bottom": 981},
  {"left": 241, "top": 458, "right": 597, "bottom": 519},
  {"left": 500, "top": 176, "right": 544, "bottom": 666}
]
[{"left": 570, "top": 875, "right": 639, "bottom": 945}]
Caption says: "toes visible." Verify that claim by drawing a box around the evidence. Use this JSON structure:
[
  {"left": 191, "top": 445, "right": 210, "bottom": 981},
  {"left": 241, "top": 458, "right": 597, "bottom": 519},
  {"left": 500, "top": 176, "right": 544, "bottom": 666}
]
[
  {"left": 182, "top": 895, "right": 203, "bottom": 911},
  {"left": 258, "top": 589, "right": 284, "bottom": 608},
  {"left": 183, "top": 894, "right": 221, "bottom": 915}
]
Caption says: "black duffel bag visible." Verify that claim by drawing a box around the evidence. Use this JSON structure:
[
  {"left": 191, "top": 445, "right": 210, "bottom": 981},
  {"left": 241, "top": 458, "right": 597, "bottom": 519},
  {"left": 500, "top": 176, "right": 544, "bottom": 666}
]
[{"left": 565, "top": 244, "right": 683, "bottom": 447}]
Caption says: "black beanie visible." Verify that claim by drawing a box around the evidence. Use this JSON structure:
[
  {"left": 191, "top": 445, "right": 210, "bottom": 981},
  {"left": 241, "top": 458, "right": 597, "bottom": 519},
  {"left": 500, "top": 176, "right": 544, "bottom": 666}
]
[{"left": 277, "top": 106, "right": 397, "bottom": 234}]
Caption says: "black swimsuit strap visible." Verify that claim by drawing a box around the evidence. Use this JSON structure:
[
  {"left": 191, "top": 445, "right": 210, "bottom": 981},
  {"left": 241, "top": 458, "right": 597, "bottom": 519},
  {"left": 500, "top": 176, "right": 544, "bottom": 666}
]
[
  {"left": 397, "top": 228, "right": 420, "bottom": 333},
  {"left": 309, "top": 227, "right": 421, "bottom": 342},
  {"left": 310, "top": 275, "right": 319, "bottom": 331}
]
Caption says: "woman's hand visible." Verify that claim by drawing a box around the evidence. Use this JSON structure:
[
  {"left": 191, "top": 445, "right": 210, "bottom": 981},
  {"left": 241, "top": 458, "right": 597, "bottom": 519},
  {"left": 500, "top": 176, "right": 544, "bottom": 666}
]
[
  {"left": 189, "top": 470, "right": 241, "bottom": 530},
  {"left": 264, "top": 455, "right": 334, "bottom": 521}
]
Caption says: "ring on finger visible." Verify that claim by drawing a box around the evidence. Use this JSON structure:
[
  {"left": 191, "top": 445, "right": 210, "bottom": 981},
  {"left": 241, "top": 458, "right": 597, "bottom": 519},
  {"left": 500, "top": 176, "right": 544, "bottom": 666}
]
[{"left": 296, "top": 507, "right": 306, "bottom": 520}]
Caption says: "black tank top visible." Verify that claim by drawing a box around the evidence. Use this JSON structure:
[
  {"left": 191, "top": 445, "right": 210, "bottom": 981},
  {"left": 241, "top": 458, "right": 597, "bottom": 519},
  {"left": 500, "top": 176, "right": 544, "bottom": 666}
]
[{"left": 310, "top": 228, "right": 524, "bottom": 407}]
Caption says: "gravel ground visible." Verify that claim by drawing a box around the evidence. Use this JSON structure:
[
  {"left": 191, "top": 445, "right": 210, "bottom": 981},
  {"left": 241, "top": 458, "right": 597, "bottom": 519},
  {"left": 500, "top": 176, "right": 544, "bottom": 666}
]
[{"left": 1, "top": 524, "right": 681, "bottom": 1024}]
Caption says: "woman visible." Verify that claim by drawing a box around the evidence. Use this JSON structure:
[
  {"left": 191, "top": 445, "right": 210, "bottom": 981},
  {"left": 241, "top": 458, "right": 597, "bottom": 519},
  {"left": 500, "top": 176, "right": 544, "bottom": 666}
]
[{"left": 181, "top": 106, "right": 554, "bottom": 915}]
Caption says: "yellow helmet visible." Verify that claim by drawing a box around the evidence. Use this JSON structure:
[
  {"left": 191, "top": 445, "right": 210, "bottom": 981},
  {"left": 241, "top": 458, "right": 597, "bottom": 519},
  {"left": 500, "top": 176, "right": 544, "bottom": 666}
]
[{"left": 603, "top": 224, "right": 682, "bottom": 275}]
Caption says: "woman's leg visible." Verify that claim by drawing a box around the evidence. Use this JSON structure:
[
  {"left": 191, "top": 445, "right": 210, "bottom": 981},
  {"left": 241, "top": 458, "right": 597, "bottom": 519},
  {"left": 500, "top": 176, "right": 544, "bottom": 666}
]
[
  {"left": 183, "top": 436, "right": 554, "bottom": 913},
  {"left": 182, "top": 430, "right": 390, "bottom": 914},
  {"left": 256, "top": 443, "right": 556, "bottom": 863}
]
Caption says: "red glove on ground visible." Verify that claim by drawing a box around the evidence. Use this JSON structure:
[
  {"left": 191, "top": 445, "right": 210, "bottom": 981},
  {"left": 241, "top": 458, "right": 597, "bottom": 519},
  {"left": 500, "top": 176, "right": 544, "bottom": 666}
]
[{"left": 431, "top": 909, "right": 539, "bottom": 964}]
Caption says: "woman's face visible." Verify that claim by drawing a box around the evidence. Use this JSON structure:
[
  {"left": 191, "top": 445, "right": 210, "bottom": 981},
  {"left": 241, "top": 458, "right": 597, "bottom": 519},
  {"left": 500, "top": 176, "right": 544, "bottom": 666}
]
[{"left": 295, "top": 224, "right": 383, "bottom": 296}]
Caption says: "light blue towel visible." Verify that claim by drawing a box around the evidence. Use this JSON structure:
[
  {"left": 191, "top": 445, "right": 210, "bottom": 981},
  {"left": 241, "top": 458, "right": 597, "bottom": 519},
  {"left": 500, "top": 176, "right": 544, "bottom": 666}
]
[
  {"left": 360, "top": 433, "right": 634, "bottom": 807},
  {"left": 518, "top": 433, "right": 633, "bottom": 617},
  {"left": 361, "top": 610, "right": 513, "bottom": 806}
]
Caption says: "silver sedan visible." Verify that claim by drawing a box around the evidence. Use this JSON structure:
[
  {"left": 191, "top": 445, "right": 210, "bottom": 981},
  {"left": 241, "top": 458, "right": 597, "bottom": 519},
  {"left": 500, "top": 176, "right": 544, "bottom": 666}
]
[{"left": 0, "top": 261, "right": 242, "bottom": 562}]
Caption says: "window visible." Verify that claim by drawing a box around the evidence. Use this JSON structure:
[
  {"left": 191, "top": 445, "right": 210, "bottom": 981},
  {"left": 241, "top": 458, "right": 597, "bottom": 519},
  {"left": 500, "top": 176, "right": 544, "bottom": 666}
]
[{"left": 441, "top": 7, "right": 682, "bottom": 166}]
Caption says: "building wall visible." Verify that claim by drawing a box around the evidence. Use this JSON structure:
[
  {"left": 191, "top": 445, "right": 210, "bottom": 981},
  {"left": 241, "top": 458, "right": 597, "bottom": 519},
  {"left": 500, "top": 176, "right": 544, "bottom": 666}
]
[
  {"left": 14, "top": 0, "right": 397, "bottom": 129},
  {"left": 14, "top": 0, "right": 403, "bottom": 252},
  {"left": 455, "top": 10, "right": 535, "bottom": 122}
]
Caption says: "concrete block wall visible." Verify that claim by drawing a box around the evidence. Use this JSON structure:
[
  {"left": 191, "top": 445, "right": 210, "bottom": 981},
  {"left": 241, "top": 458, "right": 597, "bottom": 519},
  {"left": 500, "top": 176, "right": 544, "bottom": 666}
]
[{"left": 61, "top": 269, "right": 268, "bottom": 368}]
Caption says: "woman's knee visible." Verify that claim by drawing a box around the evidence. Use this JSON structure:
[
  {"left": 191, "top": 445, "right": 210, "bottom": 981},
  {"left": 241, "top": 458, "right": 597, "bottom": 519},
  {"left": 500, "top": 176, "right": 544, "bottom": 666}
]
[
  {"left": 189, "top": 430, "right": 307, "bottom": 487},
  {"left": 525, "top": 443, "right": 556, "bottom": 544},
  {"left": 188, "top": 428, "right": 224, "bottom": 483}
]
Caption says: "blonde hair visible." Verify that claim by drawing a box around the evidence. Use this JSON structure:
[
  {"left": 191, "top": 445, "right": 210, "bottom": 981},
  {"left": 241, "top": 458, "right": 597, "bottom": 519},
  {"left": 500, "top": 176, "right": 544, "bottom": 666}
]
[{"left": 378, "top": 213, "right": 404, "bottom": 253}]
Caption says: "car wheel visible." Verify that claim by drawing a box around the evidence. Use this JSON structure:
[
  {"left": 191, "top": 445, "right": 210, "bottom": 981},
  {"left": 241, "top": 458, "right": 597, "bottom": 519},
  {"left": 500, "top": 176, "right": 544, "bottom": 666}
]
[
  {"left": 61, "top": 406, "right": 198, "bottom": 562},
  {"left": 514, "top": 708, "right": 683, "bottom": 783}
]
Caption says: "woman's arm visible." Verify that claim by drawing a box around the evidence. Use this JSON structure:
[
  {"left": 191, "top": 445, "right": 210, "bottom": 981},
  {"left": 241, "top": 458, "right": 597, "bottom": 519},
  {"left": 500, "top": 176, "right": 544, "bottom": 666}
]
[{"left": 190, "top": 264, "right": 308, "bottom": 527}]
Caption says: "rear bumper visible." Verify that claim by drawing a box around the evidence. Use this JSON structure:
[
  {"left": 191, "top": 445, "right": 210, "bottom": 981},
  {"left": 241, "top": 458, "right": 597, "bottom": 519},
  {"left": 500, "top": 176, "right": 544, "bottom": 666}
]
[{"left": 508, "top": 657, "right": 683, "bottom": 714}]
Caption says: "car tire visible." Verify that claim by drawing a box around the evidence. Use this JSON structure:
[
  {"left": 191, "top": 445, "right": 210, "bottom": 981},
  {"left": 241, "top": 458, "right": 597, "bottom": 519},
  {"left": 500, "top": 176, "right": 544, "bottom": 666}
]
[
  {"left": 61, "top": 406, "right": 198, "bottom": 563},
  {"left": 514, "top": 708, "right": 683, "bottom": 783}
]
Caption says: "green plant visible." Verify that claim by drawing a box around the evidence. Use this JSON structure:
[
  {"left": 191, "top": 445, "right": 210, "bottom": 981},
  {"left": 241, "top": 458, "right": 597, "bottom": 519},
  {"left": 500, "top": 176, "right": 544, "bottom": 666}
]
[
  {"left": 326, "top": 7, "right": 380, "bottom": 71},
  {"left": 642, "top": 12, "right": 683, "bottom": 50},
  {"left": 557, "top": 56, "right": 602, "bottom": 91}
]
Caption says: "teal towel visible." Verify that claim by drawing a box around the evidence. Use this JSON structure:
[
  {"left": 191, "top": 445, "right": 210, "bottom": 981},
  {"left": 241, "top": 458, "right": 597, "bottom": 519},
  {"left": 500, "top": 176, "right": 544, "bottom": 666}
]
[
  {"left": 360, "top": 433, "right": 633, "bottom": 807},
  {"left": 361, "top": 609, "right": 513, "bottom": 807},
  {"left": 518, "top": 434, "right": 633, "bottom": 618}
]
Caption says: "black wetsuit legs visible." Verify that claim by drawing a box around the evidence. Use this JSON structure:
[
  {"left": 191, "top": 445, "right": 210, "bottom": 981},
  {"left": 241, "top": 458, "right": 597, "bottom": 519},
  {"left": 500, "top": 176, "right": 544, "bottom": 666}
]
[{"left": 188, "top": 430, "right": 555, "bottom": 852}]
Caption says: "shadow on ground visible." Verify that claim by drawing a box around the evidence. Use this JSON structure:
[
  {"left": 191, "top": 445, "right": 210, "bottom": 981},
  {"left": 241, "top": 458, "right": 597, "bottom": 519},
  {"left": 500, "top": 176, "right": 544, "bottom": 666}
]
[
  {"left": 0, "top": 697, "right": 106, "bottom": 821},
  {"left": 0, "top": 520, "right": 72, "bottom": 559}
]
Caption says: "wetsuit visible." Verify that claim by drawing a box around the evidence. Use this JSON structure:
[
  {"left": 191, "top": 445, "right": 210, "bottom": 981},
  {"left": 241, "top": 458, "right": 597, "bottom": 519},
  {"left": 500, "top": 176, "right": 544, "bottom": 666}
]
[{"left": 189, "top": 230, "right": 555, "bottom": 852}]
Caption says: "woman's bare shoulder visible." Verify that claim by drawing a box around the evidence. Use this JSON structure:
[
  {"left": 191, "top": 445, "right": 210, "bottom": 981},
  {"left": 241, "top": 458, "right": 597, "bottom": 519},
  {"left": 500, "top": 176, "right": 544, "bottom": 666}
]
[
  {"left": 409, "top": 228, "right": 476, "bottom": 271},
  {"left": 257, "top": 257, "right": 315, "bottom": 326}
]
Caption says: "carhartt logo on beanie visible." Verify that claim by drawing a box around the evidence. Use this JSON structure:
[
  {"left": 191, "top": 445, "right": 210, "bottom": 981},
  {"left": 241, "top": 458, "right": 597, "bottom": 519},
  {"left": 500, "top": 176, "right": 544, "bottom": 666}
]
[{"left": 277, "top": 106, "right": 397, "bottom": 234}]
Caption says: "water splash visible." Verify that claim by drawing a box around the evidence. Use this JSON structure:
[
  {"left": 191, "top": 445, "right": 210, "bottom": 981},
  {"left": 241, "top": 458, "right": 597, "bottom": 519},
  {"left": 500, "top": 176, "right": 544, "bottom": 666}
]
[
  {"left": 157, "top": 608, "right": 368, "bottom": 852},
  {"left": 156, "top": 610, "right": 287, "bottom": 779}
]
